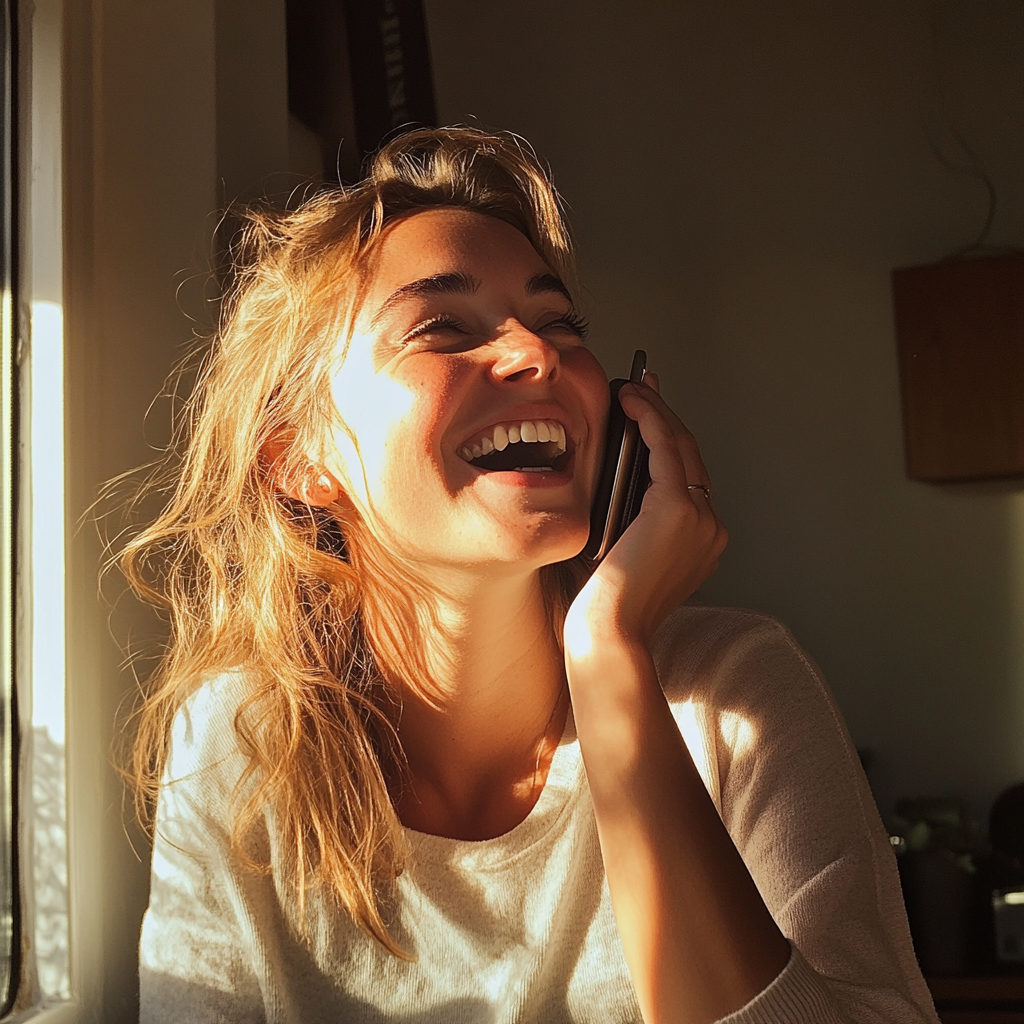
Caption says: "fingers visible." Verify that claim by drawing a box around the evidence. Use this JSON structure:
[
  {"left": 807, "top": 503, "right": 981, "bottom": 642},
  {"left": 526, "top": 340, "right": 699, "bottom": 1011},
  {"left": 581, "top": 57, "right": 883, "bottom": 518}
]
[
  {"left": 685, "top": 483, "right": 713, "bottom": 509},
  {"left": 618, "top": 381, "right": 712, "bottom": 498},
  {"left": 589, "top": 375, "right": 728, "bottom": 639}
]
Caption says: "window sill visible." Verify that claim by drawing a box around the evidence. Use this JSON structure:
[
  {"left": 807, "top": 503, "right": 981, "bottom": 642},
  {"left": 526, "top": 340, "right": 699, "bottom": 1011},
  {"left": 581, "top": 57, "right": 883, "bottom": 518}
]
[{"left": 6, "top": 1000, "right": 78, "bottom": 1024}]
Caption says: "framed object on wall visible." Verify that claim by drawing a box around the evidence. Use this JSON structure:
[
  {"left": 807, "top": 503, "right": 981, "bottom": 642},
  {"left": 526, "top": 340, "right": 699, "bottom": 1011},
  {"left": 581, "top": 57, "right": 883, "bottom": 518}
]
[
  {"left": 286, "top": 0, "right": 437, "bottom": 184},
  {"left": 893, "top": 253, "right": 1024, "bottom": 483}
]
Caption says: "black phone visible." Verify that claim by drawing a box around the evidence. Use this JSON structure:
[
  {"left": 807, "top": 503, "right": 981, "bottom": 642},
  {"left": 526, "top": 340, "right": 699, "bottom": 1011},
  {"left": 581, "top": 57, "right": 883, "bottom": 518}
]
[{"left": 584, "top": 350, "right": 651, "bottom": 561}]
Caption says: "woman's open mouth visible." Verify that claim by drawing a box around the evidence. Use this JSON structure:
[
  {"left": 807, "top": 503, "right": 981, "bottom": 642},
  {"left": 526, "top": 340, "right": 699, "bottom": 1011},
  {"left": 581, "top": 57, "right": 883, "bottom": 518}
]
[{"left": 457, "top": 419, "right": 570, "bottom": 473}]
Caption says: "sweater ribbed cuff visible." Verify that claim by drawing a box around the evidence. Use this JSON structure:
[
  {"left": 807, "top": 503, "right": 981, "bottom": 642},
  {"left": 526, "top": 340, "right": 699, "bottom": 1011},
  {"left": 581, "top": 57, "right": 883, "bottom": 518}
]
[{"left": 720, "top": 943, "right": 846, "bottom": 1024}]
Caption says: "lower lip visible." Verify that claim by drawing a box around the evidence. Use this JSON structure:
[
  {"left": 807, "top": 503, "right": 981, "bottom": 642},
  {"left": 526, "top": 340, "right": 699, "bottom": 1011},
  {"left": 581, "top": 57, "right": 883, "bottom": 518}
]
[{"left": 478, "top": 468, "right": 572, "bottom": 488}]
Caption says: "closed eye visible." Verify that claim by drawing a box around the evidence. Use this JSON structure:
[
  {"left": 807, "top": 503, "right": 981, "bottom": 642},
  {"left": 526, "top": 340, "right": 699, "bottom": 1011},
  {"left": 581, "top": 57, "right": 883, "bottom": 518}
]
[
  {"left": 541, "top": 311, "right": 590, "bottom": 341},
  {"left": 402, "top": 314, "right": 470, "bottom": 344}
]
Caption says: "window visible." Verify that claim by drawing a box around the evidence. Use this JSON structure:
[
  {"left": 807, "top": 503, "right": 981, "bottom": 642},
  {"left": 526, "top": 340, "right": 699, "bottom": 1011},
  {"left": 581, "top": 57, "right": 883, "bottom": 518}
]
[{"left": 13, "top": 0, "right": 70, "bottom": 1013}]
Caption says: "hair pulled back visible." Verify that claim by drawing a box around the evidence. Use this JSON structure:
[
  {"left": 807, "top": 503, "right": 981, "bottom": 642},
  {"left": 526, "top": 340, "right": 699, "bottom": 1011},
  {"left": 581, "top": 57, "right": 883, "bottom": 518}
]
[{"left": 119, "top": 127, "right": 587, "bottom": 956}]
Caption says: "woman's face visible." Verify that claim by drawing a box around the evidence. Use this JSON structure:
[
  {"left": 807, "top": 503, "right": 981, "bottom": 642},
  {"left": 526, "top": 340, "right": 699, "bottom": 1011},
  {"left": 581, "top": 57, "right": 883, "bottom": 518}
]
[{"left": 324, "top": 207, "right": 609, "bottom": 574}]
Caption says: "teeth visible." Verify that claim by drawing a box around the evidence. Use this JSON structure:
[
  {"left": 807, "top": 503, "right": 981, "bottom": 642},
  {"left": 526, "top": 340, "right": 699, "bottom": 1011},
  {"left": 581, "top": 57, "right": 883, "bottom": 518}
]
[
  {"left": 457, "top": 420, "right": 569, "bottom": 463},
  {"left": 518, "top": 466, "right": 553, "bottom": 473}
]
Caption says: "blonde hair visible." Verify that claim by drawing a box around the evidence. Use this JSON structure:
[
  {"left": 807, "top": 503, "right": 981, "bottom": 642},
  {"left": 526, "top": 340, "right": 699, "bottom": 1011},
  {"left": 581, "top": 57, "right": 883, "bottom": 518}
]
[{"left": 118, "top": 127, "right": 590, "bottom": 956}]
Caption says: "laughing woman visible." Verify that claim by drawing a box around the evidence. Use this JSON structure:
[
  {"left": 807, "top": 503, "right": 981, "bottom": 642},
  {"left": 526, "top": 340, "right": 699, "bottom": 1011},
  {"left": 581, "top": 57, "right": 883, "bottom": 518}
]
[{"left": 129, "top": 127, "right": 938, "bottom": 1024}]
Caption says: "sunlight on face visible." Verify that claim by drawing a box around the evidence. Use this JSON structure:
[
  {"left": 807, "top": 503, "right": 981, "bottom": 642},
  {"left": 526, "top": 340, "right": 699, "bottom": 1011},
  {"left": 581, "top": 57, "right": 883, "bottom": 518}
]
[
  {"left": 322, "top": 208, "right": 609, "bottom": 572},
  {"left": 327, "top": 328, "right": 416, "bottom": 510}
]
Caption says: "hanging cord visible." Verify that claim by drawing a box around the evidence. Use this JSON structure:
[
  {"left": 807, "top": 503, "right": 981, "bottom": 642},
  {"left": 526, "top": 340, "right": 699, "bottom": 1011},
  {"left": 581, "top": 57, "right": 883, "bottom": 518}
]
[{"left": 921, "top": 0, "right": 1020, "bottom": 262}]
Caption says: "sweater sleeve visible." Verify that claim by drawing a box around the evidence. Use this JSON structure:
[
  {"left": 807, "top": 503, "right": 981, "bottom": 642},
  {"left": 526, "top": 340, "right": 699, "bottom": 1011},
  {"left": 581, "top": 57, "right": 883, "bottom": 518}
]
[
  {"left": 139, "top": 677, "right": 267, "bottom": 1024},
  {"left": 656, "top": 608, "right": 940, "bottom": 1024}
]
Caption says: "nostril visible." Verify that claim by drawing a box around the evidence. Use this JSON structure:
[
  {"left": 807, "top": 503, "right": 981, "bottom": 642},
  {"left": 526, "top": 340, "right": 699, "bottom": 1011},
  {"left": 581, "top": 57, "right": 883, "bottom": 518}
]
[
  {"left": 494, "top": 357, "right": 560, "bottom": 385},
  {"left": 502, "top": 367, "right": 544, "bottom": 383}
]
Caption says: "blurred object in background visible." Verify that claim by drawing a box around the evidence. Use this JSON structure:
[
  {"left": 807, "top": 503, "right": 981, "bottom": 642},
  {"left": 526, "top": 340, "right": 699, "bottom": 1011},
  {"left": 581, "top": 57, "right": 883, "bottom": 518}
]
[
  {"left": 989, "top": 783, "right": 1024, "bottom": 967},
  {"left": 992, "top": 890, "right": 1024, "bottom": 965},
  {"left": 894, "top": 796, "right": 987, "bottom": 976},
  {"left": 286, "top": 0, "right": 438, "bottom": 184}
]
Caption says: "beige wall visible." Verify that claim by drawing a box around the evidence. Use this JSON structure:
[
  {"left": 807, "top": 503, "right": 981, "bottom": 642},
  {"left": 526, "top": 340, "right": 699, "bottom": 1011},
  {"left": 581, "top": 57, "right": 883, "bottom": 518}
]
[
  {"left": 64, "top": 1, "right": 215, "bottom": 1017},
  {"left": 424, "top": 0, "right": 1024, "bottom": 827},
  {"left": 62, "top": 0, "right": 294, "bottom": 1014}
]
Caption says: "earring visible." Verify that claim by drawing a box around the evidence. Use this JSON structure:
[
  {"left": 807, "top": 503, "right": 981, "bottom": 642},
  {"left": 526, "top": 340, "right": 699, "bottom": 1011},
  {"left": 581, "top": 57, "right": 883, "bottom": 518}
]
[{"left": 307, "top": 471, "right": 339, "bottom": 505}]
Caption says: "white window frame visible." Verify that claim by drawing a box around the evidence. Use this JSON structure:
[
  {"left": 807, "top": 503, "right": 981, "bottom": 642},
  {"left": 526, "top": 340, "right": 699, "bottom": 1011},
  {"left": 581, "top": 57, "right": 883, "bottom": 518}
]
[{"left": 10, "top": 0, "right": 71, "bottom": 1015}]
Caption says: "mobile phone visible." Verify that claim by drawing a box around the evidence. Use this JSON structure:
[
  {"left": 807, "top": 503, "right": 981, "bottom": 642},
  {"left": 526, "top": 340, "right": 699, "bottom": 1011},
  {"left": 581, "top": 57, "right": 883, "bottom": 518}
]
[{"left": 584, "top": 349, "right": 651, "bottom": 561}]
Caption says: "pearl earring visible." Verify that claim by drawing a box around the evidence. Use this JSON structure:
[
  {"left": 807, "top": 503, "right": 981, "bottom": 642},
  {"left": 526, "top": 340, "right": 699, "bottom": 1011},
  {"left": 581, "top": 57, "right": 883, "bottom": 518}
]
[{"left": 310, "top": 472, "right": 339, "bottom": 505}]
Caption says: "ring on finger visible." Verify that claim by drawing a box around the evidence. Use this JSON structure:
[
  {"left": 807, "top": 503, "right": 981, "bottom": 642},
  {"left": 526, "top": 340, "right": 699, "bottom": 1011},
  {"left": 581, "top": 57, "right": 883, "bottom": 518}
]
[{"left": 687, "top": 483, "right": 712, "bottom": 501}]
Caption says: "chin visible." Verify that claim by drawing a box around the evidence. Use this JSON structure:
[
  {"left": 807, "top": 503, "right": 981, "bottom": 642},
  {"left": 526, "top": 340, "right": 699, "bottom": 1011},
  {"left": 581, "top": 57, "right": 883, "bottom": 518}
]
[{"left": 512, "top": 520, "right": 591, "bottom": 570}]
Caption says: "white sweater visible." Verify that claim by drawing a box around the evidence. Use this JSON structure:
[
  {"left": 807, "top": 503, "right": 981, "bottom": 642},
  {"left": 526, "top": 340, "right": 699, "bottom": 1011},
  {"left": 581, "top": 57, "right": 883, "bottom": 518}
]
[{"left": 139, "top": 605, "right": 940, "bottom": 1023}]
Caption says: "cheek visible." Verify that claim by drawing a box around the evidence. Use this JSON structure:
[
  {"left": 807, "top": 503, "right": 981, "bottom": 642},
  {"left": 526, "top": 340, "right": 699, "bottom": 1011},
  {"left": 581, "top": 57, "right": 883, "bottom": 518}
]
[
  {"left": 327, "top": 351, "right": 418, "bottom": 507},
  {"left": 567, "top": 348, "right": 611, "bottom": 436},
  {"left": 564, "top": 346, "right": 609, "bottom": 396},
  {"left": 327, "top": 355, "right": 458, "bottom": 512},
  {"left": 566, "top": 350, "right": 612, "bottom": 500},
  {"left": 394, "top": 362, "right": 460, "bottom": 447}
]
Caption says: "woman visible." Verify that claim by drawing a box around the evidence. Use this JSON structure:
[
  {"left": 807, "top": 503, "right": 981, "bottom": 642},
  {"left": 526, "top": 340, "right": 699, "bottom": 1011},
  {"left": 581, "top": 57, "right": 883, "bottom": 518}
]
[{"left": 129, "top": 127, "right": 937, "bottom": 1023}]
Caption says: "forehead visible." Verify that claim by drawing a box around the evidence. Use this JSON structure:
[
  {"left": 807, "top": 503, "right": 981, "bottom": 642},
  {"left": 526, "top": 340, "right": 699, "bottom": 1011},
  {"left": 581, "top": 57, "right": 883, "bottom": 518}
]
[{"left": 364, "top": 207, "right": 550, "bottom": 295}]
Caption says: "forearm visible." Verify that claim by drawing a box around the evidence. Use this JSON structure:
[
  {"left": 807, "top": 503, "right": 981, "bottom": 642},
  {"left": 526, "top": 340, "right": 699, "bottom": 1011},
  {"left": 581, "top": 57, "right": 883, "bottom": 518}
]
[{"left": 568, "top": 631, "right": 790, "bottom": 1024}]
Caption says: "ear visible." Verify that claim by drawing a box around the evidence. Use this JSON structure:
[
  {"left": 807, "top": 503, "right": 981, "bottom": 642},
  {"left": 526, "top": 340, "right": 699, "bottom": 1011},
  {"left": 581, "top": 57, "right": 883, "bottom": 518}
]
[{"left": 261, "top": 431, "right": 343, "bottom": 508}]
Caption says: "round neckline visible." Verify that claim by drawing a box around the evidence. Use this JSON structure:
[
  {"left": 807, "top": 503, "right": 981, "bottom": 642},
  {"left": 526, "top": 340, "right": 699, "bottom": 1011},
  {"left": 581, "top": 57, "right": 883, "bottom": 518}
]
[{"left": 403, "top": 706, "right": 582, "bottom": 866}]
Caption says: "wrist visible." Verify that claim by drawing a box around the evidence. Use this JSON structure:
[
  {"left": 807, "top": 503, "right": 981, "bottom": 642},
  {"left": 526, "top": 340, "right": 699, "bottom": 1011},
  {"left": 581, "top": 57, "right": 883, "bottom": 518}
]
[
  {"left": 563, "top": 619, "right": 663, "bottom": 762},
  {"left": 563, "top": 572, "right": 648, "bottom": 662}
]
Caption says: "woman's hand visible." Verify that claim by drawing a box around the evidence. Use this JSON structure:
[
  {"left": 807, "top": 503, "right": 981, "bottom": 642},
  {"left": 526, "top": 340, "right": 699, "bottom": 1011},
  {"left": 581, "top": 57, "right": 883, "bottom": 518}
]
[
  {"left": 567, "top": 374, "right": 729, "bottom": 651},
  {"left": 563, "top": 375, "right": 789, "bottom": 1024}
]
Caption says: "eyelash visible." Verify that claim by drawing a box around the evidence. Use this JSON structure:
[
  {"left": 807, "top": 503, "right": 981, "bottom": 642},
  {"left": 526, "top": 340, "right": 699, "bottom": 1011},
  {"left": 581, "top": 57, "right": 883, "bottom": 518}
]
[
  {"left": 405, "top": 315, "right": 466, "bottom": 341},
  {"left": 404, "top": 310, "right": 590, "bottom": 343},
  {"left": 544, "top": 311, "right": 590, "bottom": 340}
]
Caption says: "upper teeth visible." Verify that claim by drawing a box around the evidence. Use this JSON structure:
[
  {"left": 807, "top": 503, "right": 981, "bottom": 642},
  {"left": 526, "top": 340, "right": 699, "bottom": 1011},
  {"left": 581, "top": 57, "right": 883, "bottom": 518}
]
[{"left": 458, "top": 420, "right": 567, "bottom": 462}]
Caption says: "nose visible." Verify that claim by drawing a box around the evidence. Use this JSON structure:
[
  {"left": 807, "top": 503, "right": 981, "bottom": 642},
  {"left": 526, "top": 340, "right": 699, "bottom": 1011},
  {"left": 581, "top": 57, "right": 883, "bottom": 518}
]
[{"left": 489, "top": 323, "right": 560, "bottom": 385}]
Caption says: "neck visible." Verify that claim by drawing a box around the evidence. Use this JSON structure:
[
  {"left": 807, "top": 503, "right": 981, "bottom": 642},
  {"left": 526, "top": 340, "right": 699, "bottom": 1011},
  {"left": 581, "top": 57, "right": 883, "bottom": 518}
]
[{"left": 377, "top": 564, "right": 570, "bottom": 839}]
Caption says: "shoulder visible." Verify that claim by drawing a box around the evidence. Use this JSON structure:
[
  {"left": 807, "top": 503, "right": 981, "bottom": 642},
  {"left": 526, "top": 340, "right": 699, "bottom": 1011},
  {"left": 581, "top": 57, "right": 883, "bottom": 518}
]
[
  {"left": 651, "top": 603, "right": 824, "bottom": 707},
  {"left": 152, "top": 670, "right": 261, "bottom": 864},
  {"left": 650, "top": 604, "right": 857, "bottom": 802},
  {"left": 164, "top": 670, "right": 254, "bottom": 791},
  {"left": 651, "top": 608, "right": 937, "bottom": 1018}
]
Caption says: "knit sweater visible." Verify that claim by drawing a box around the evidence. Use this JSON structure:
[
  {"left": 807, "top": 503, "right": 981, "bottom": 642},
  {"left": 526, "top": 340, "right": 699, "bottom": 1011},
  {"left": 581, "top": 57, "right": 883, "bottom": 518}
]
[{"left": 139, "top": 605, "right": 940, "bottom": 1023}]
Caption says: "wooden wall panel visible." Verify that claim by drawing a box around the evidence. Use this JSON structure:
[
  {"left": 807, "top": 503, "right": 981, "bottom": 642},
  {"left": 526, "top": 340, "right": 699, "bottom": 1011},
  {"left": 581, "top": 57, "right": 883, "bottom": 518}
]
[{"left": 893, "top": 254, "right": 1024, "bottom": 482}]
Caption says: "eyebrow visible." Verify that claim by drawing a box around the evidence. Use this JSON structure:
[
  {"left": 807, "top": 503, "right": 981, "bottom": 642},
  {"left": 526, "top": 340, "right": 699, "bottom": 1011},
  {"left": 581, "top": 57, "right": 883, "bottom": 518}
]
[
  {"left": 525, "top": 272, "right": 573, "bottom": 303},
  {"left": 370, "top": 272, "right": 480, "bottom": 328},
  {"left": 370, "top": 270, "right": 576, "bottom": 330}
]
